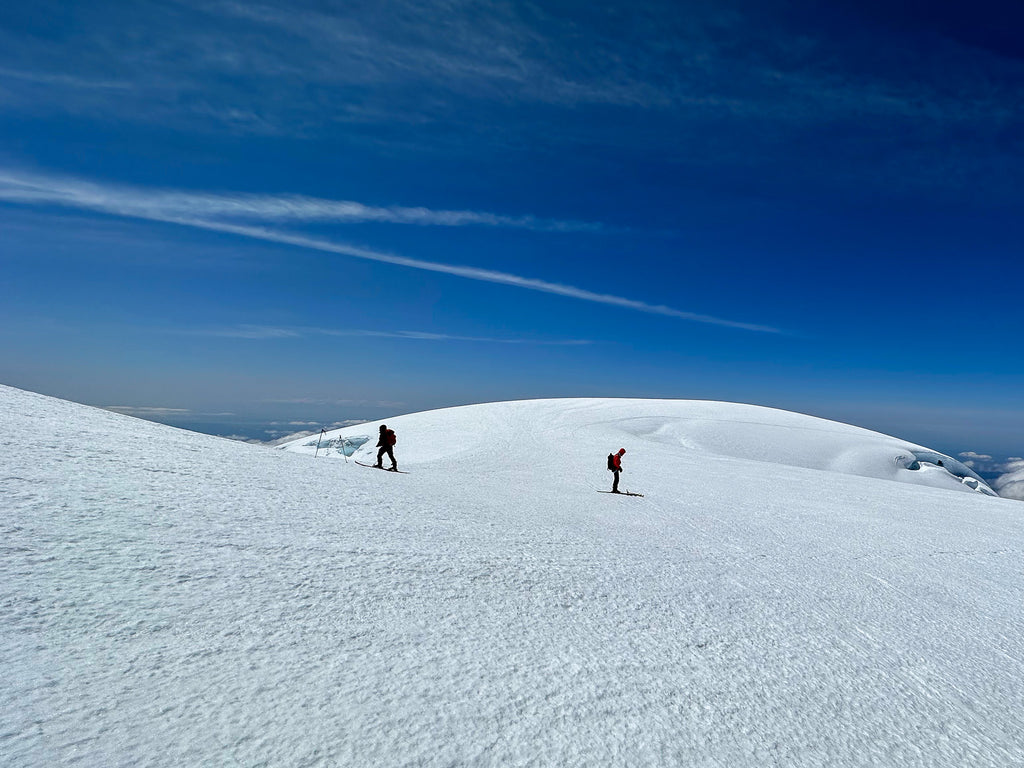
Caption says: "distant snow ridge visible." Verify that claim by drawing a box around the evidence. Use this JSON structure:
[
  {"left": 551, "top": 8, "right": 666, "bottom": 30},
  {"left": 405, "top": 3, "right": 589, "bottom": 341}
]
[{"left": 280, "top": 398, "right": 997, "bottom": 496}]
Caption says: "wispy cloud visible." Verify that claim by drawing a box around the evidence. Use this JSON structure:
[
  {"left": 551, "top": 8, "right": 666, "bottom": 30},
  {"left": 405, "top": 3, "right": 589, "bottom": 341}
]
[
  {"left": 185, "top": 324, "right": 594, "bottom": 345},
  {"left": 0, "top": 2, "right": 914, "bottom": 128},
  {"left": 205, "top": 0, "right": 669, "bottom": 109},
  {"left": 105, "top": 406, "right": 191, "bottom": 416},
  {"left": 2, "top": 0, "right": 1019, "bottom": 161},
  {"left": 160, "top": 220, "right": 783, "bottom": 333},
  {"left": 0, "top": 169, "right": 783, "bottom": 334},
  {"left": 187, "top": 326, "right": 304, "bottom": 340},
  {"left": 262, "top": 398, "right": 405, "bottom": 408},
  {"left": 104, "top": 406, "right": 237, "bottom": 418},
  {"left": 0, "top": 169, "right": 599, "bottom": 232},
  {"left": 0, "top": 66, "right": 132, "bottom": 90},
  {"left": 958, "top": 451, "right": 994, "bottom": 465},
  {"left": 2, "top": 0, "right": 1020, "bottom": 207}
]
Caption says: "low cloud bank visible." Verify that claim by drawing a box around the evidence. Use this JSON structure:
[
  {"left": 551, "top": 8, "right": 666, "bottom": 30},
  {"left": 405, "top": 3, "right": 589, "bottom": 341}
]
[
  {"left": 959, "top": 453, "right": 1024, "bottom": 501},
  {"left": 993, "top": 461, "right": 1024, "bottom": 501}
]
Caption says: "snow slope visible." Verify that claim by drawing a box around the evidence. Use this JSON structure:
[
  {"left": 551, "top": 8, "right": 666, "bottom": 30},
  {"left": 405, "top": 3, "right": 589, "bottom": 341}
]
[
  {"left": 3, "top": 384, "right": 1024, "bottom": 767},
  {"left": 280, "top": 398, "right": 997, "bottom": 497}
]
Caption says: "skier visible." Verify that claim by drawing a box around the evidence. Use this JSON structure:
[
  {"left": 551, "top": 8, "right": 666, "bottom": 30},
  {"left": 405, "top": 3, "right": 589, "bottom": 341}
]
[
  {"left": 375, "top": 424, "right": 398, "bottom": 471},
  {"left": 608, "top": 448, "right": 626, "bottom": 493}
]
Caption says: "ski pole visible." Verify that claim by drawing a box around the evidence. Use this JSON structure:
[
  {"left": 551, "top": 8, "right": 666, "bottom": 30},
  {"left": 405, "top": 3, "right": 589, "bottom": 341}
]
[{"left": 314, "top": 428, "right": 326, "bottom": 458}]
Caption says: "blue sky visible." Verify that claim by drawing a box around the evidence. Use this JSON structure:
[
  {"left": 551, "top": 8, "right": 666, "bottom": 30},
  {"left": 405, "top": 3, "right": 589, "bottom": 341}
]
[{"left": 1, "top": 0, "right": 1022, "bottom": 457}]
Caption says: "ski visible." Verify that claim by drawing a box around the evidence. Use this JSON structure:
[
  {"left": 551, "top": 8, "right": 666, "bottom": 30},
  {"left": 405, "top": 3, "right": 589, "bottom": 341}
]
[
  {"left": 597, "top": 490, "right": 644, "bottom": 497},
  {"left": 355, "top": 461, "right": 409, "bottom": 474}
]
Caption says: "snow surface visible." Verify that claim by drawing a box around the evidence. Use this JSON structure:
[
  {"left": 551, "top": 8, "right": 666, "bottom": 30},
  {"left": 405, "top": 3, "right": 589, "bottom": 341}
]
[
  {"left": 281, "top": 398, "right": 997, "bottom": 497},
  {"left": 4, "top": 384, "right": 1024, "bottom": 766}
]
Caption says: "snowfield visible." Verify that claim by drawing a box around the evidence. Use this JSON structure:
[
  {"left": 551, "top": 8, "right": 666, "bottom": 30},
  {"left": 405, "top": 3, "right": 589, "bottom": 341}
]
[
  {"left": 280, "top": 398, "right": 997, "bottom": 497},
  {"left": 3, "top": 383, "right": 1024, "bottom": 767}
]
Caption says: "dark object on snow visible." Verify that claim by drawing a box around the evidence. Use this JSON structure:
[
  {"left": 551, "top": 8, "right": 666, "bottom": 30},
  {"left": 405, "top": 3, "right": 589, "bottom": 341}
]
[
  {"left": 608, "top": 448, "right": 626, "bottom": 493},
  {"left": 356, "top": 460, "right": 408, "bottom": 474},
  {"left": 375, "top": 425, "right": 398, "bottom": 470}
]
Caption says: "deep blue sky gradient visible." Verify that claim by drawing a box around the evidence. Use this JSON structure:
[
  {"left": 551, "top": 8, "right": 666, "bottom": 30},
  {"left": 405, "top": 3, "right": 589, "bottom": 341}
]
[{"left": 1, "top": 0, "right": 1022, "bottom": 457}]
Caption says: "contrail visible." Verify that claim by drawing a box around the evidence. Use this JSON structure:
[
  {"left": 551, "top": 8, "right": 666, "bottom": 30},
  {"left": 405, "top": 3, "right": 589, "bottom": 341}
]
[
  {"left": 0, "top": 169, "right": 783, "bottom": 333},
  {"left": 181, "top": 324, "right": 594, "bottom": 344},
  {"left": 159, "top": 216, "right": 782, "bottom": 333},
  {"left": 0, "top": 169, "right": 599, "bottom": 231}
]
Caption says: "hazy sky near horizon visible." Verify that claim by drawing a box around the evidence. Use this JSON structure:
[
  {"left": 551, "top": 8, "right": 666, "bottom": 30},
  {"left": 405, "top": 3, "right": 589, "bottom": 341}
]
[{"left": 1, "top": 0, "right": 1022, "bottom": 457}]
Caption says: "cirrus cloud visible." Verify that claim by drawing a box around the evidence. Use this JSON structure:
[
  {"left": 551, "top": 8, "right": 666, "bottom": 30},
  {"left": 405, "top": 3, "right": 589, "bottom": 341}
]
[{"left": 0, "top": 168, "right": 783, "bottom": 334}]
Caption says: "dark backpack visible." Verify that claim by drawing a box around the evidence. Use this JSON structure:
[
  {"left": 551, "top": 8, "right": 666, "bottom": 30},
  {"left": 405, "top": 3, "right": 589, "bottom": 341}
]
[
  {"left": 607, "top": 453, "right": 615, "bottom": 471},
  {"left": 386, "top": 429, "right": 397, "bottom": 446}
]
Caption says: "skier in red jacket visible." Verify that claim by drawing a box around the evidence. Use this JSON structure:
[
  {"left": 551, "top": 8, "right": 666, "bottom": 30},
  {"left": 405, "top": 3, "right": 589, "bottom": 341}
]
[
  {"left": 374, "top": 424, "right": 398, "bottom": 471},
  {"left": 609, "top": 448, "right": 626, "bottom": 493}
]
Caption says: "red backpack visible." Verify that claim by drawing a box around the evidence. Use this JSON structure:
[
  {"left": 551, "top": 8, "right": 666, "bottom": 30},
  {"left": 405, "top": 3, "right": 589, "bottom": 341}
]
[{"left": 386, "top": 429, "right": 397, "bottom": 446}]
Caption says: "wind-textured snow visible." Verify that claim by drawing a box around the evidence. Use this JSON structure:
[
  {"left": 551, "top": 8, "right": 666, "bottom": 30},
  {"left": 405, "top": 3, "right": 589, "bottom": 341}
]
[{"left": 3, "top": 384, "right": 1024, "bottom": 767}]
